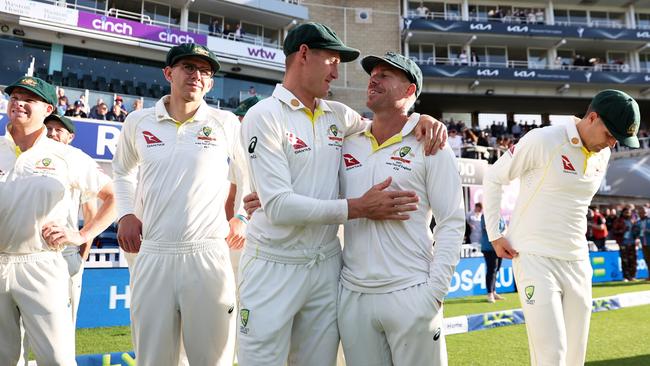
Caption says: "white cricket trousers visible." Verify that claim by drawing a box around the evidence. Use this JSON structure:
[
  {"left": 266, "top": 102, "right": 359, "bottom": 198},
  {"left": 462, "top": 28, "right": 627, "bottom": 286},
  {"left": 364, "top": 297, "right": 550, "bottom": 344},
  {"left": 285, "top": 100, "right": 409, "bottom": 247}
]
[
  {"left": 17, "top": 251, "right": 85, "bottom": 366},
  {"left": 338, "top": 283, "right": 447, "bottom": 366},
  {"left": 513, "top": 253, "right": 593, "bottom": 366},
  {"left": 130, "top": 240, "right": 237, "bottom": 366},
  {"left": 63, "top": 251, "right": 85, "bottom": 325},
  {"left": 237, "top": 242, "right": 342, "bottom": 366},
  {"left": 0, "top": 252, "right": 76, "bottom": 365}
]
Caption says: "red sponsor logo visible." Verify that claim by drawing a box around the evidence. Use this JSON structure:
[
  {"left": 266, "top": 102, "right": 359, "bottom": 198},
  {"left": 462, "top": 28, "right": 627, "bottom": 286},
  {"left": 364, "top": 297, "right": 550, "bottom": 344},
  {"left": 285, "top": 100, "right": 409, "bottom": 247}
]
[
  {"left": 343, "top": 153, "right": 361, "bottom": 168},
  {"left": 143, "top": 131, "right": 163, "bottom": 145},
  {"left": 390, "top": 156, "right": 411, "bottom": 164},
  {"left": 561, "top": 155, "right": 576, "bottom": 172},
  {"left": 286, "top": 133, "right": 308, "bottom": 150}
]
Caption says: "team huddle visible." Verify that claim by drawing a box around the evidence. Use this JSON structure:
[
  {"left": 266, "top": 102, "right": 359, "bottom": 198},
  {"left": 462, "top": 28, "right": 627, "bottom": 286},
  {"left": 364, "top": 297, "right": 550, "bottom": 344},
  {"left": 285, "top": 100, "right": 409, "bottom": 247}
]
[{"left": 0, "top": 21, "right": 641, "bottom": 366}]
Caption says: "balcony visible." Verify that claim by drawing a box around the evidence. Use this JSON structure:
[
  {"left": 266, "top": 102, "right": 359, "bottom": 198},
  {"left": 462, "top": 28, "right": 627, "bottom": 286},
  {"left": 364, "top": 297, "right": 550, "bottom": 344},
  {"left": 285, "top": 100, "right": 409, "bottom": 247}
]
[
  {"left": 412, "top": 57, "right": 650, "bottom": 85},
  {"left": 405, "top": 17, "right": 650, "bottom": 42}
]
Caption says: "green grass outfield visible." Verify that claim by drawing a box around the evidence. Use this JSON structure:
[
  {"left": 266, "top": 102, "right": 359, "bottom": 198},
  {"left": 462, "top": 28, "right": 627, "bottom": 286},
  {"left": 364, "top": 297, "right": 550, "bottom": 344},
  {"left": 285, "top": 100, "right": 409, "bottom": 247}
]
[{"left": 75, "top": 281, "right": 650, "bottom": 365}]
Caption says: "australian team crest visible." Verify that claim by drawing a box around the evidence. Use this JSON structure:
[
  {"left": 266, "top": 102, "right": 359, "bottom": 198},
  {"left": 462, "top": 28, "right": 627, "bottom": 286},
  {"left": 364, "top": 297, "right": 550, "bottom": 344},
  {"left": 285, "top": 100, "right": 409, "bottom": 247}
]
[
  {"left": 197, "top": 126, "right": 216, "bottom": 141},
  {"left": 399, "top": 146, "right": 411, "bottom": 158},
  {"left": 35, "top": 157, "right": 55, "bottom": 171},
  {"left": 240, "top": 308, "right": 250, "bottom": 334},
  {"left": 327, "top": 124, "right": 343, "bottom": 143},
  {"left": 20, "top": 77, "right": 37, "bottom": 86}
]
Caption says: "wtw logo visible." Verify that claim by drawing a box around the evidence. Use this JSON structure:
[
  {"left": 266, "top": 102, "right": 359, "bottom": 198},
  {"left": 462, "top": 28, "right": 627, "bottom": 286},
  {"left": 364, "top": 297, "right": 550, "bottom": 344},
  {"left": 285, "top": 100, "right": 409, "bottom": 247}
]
[{"left": 248, "top": 47, "right": 277, "bottom": 60}]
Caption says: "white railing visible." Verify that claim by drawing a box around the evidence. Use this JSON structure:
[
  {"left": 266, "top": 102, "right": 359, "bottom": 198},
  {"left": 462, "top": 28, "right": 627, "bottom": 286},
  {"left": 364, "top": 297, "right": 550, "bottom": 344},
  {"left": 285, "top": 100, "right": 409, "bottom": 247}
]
[
  {"left": 86, "top": 248, "right": 126, "bottom": 268},
  {"left": 407, "top": 11, "right": 641, "bottom": 30},
  {"left": 413, "top": 57, "right": 635, "bottom": 73}
]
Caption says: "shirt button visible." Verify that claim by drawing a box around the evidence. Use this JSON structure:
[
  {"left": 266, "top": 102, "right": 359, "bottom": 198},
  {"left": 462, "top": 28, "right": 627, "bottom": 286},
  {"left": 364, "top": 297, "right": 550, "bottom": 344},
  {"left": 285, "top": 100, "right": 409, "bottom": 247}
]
[
  {"left": 571, "top": 137, "right": 579, "bottom": 145},
  {"left": 290, "top": 99, "right": 300, "bottom": 107}
]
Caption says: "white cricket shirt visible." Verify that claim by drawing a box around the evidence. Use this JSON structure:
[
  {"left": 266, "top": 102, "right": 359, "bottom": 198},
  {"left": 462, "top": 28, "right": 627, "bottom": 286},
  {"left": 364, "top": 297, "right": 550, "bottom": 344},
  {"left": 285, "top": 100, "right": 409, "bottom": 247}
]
[
  {"left": 0, "top": 126, "right": 109, "bottom": 254},
  {"left": 240, "top": 84, "right": 366, "bottom": 258},
  {"left": 339, "top": 114, "right": 465, "bottom": 301},
  {"left": 483, "top": 123, "right": 610, "bottom": 260},
  {"left": 112, "top": 96, "right": 248, "bottom": 243}
]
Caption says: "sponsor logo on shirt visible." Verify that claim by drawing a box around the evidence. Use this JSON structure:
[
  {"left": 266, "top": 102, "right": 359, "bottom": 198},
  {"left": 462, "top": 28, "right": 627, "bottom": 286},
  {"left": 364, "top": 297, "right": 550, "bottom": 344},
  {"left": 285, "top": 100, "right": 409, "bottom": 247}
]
[
  {"left": 286, "top": 132, "right": 311, "bottom": 154},
  {"left": 197, "top": 126, "right": 216, "bottom": 141},
  {"left": 195, "top": 126, "right": 218, "bottom": 148},
  {"left": 387, "top": 146, "right": 414, "bottom": 171},
  {"left": 561, "top": 155, "right": 577, "bottom": 174},
  {"left": 343, "top": 153, "right": 361, "bottom": 169},
  {"left": 35, "top": 157, "right": 56, "bottom": 171},
  {"left": 327, "top": 124, "right": 343, "bottom": 148},
  {"left": 142, "top": 131, "right": 164, "bottom": 147}
]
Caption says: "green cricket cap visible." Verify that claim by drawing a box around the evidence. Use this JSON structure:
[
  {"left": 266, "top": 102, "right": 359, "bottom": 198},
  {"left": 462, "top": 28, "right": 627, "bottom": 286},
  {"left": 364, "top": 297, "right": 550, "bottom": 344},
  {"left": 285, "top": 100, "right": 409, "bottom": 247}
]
[
  {"left": 283, "top": 22, "right": 360, "bottom": 63},
  {"left": 361, "top": 51, "right": 423, "bottom": 97},
  {"left": 234, "top": 95, "right": 264, "bottom": 117},
  {"left": 166, "top": 43, "right": 220, "bottom": 74},
  {"left": 44, "top": 113, "right": 76, "bottom": 134},
  {"left": 4, "top": 76, "right": 57, "bottom": 107},
  {"left": 590, "top": 89, "right": 640, "bottom": 148}
]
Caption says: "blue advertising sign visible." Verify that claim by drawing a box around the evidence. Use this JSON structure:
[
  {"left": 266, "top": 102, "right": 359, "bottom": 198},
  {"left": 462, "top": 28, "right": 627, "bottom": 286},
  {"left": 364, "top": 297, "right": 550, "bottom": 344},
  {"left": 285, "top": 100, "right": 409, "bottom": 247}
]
[
  {"left": 417, "top": 64, "right": 650, "bottom": 85},
  {"left": 0, "top": 114, "right": 122, "bottom": 161},
  {"left": 408, "top": 18, "right": 650, "bottom": 42},
  {"left": 447, "top": 257, "right": 516, "bottom": 298},
  {"left": 77, "top": 268, "right": 131, "bottom": 328}
]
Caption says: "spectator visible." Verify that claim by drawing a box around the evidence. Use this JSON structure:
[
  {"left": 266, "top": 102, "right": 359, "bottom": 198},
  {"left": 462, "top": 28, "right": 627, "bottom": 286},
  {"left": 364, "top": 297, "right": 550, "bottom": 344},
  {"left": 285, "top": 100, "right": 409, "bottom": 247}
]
[
  {"left": 511, "top": 122, "right": 522, "bottom": 138},
  {"left": 535, "top": 9, "right": 545, "bottom": 24},
  {"left": 614, "top": 208, "right": 639, "bottom": 281},
  {"left": 248, "top": 86, "right": 257, "bottom": 96},
  {"left": 89, "top": 102, "right": 109, "bottom": 120},
  {"left": 234, "top": 23, "right": 244, "bottom": 41},
  {"left": 470, "top": 51, "right": 480, "bottom": 66},
  {"left": 606, "top": 208, "right": 617, "bottom": 235},
  {"left": 459, "top": 50, "right": 468, "bottom": 65},
  {"left": 89, "top": 98, "right": 104, "bottom": 117},
  {"left": 639, "top": 208, "right": 650, "bottom": 280},
  {"left": 527, "top": 11, "right": 536, "bottom": 24},
  {"left": 448, "top": 128, "right": 463, "bottom": 157},
  {"left": 223, "top": 23, "right": 232, "bottom": 38},
  {"left": 79, "top": 94, "right": 89, "bottom": 114},
  {"left": 106, "top": 103, "right": 126, "bottom": 122},
  {"left": 132, "top": 99, "right": 143, "bottom": 112},
  {"left": 467, "top": 202, "right": 483, "bottom": 244},
  {"left": 114, "top": 95, "right": 128, "bottom": 114},
  {"left": 65, "top": 100, "right": 88, "bottom": 118},
  {"left": 57, "top": 87, "right": 65, "bottom": 99},
  {"left": 416, "top": 2, "right": 430, "bottom": 18},
  {"left": 209, "top": 19, "right": 221, "bottom": 36},
  {"left": 57, "top": 95, "right": 69, "bottom": 116},
  {"left": 481, "top": 214, "right": 506, "bottom": 303},
  {"left": 591, "top": 207, "right": 608, "bottom": 251}
]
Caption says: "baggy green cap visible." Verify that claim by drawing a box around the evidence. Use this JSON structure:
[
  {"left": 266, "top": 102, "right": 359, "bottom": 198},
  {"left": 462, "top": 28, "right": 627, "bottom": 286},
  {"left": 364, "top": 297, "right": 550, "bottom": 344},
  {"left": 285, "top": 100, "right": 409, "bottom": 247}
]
[
  {"left": 4, "top": 76, "right": 57, "bottom": 107},
  {"left": 283, "top": 22, "right": 360, "bottom": 63},
  {"left": 234, "top": 95, "right": 264, "bottom": 117},
  {"left": 45, "top": 113, "right": 76, "bottom": 134},
  {"left": 166, "top": 43, "right": 220, "bottom": 74},
  {"left": 361, "top": 51, "right": 423, "bottom": 97},
  {"left": 590, "top": 89, "right": 640, "bottom": 148}
]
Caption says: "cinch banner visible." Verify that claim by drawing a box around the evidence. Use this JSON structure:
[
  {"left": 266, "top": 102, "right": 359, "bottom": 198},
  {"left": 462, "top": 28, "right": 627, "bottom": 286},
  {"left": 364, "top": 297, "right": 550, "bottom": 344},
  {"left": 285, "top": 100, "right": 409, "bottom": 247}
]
[
  {"left": 0, "top": 114, "right": 122, "bottom": 162},
  {"left": 408, "top": 18, "right": 650, "bottom": 42},
  {"left": 77, "top": 11, "right": 207, "bottom": 46}
]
